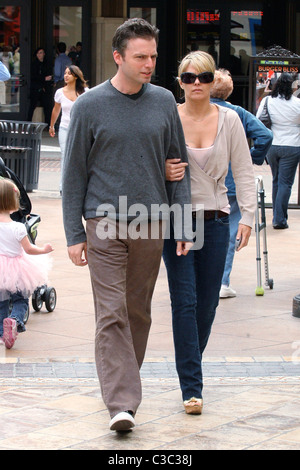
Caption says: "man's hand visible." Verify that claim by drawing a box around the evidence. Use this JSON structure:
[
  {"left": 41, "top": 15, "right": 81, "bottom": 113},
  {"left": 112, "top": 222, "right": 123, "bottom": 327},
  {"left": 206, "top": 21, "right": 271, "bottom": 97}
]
[
  {"left": 166, "top": 158, "right": 188, "bottom": 181},
  {"left": 176, "top": 241, "right": 193, "bottom": 256},
  {"left": 68, "top": 242, "right": 88, "bottom": 266}
]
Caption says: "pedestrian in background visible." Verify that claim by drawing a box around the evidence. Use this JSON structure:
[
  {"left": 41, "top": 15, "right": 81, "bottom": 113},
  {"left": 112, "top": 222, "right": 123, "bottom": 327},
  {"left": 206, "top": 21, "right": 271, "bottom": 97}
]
[
  {"left": 257, "top": 72, "right": 300, "bottom": 229},
  {"left": 49, "top": 65, "right": 88, "bottom": 193},
  {"left": 210, "top": 69, "right": 273, "bottom": 298},
  {"left": 53, "top": 42, "right": 71, "bottom": 90},
  {"left": 0, "top": 60, "right": 11, "bottom": 81},
  {"left": 27, "top": 47, "right": 53, "bottom": 127}
]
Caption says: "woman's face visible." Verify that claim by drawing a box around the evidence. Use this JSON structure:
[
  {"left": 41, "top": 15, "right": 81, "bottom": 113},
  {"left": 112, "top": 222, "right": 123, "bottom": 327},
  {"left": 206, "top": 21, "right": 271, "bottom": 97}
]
[
  {"left": 36, "top": 49, "right": 45, "bottom": 62},
  {"left": 64, "top": 67, "right": 77, "bottom": 84},
  {"left": 180, "top": 65, "right": 214, "bottom": 103}
]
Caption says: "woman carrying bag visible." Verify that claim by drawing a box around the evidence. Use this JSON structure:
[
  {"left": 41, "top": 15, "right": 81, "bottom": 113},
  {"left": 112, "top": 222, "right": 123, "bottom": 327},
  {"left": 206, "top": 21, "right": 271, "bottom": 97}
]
[{"left": 257, "top": 73, "right": 300, "bottom": 229}]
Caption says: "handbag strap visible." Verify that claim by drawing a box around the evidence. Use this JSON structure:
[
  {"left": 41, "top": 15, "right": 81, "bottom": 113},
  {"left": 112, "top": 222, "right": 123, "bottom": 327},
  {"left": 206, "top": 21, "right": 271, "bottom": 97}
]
[{"left": 265, "top": 96, "right": 269, "bottom": 111}]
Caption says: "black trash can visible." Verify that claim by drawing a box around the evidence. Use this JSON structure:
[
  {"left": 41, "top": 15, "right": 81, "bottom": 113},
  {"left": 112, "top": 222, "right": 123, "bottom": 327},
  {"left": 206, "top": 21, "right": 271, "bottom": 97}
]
[
  {"left": 0, "top": 120, "right": 47, "bottom": 191},
  {"left": 0, "top": 146, "right": 31, "bottom": 190}
]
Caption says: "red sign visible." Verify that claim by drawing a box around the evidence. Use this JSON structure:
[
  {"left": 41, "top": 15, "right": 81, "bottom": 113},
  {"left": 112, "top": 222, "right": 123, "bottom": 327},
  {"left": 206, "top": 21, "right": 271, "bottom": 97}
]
[
  {"left": 232, "top": 11, "right": 263, "bottom": 17},
  {"left": 187, "top": 10, "right": 263, "bottom": 25},
  {"left": 187, "top": 11, "right": 220, "bottom": 25}
]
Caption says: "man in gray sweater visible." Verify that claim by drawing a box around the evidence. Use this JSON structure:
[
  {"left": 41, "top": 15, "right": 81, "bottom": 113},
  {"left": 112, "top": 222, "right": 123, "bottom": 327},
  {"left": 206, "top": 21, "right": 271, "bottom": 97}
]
[{"left": 62, "top": 18, "right": 192, "bottom": 432}]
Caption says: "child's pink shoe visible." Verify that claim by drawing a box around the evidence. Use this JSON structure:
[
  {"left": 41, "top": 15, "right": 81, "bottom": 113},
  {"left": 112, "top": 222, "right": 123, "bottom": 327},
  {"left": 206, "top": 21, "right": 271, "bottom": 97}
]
[{"left": 3, "top": 318, "right": 18, "bottom": 349}]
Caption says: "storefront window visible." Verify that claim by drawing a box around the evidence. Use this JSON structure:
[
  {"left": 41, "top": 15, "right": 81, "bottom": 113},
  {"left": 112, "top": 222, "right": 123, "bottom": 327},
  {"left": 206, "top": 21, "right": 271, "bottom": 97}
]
[
  {"left": 0, "top": 6, "right": 21, "bottom": 113},
  {"left": 230, "top": 10, "right": 263, "bottom": 76},
  {"left": 53, "top": 6, "right": 82, "bottom": 65},
  {"left": 186, "top": 10, "right": 220, "bottom": 67},
  {"left": 129, "top": 7, "right": 157, "bottom": 25}
]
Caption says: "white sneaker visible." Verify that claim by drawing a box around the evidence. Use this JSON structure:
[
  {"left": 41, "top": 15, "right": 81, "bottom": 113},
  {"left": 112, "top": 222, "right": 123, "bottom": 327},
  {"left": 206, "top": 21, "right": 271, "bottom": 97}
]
[
  {"left": 109, "top": 411, "right": 135, "bottom": 431},
  {"left": 219, "top": 285, "right": 236, "bottom": 298}
]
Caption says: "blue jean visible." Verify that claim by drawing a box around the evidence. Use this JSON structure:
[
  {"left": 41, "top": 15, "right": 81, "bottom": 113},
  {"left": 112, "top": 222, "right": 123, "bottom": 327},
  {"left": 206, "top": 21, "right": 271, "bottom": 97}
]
[
  {"left": 163, "top": 214, "right": 229, "bottom": 400},
  {"left": 0, "top": 292, "right": 28, "bottom": 336},
  {"left": 267, "top": 145, "right": 300, "bottom": 226},
  {"left": 222, "top": 195, "right": 241, "bottom": 286}
]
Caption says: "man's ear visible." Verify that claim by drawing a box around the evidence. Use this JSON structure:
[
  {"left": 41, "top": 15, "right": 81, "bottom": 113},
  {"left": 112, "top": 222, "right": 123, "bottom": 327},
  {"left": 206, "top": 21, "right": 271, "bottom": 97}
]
[{"left": 113, "top": 49, "right": 123, "bottom": 67}]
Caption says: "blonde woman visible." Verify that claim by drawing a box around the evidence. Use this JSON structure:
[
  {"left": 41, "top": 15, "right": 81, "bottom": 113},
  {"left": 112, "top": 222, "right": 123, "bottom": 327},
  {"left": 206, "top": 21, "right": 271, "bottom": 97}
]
[{"left": 164, "top": 51, "right": 256, "bottom": 414}]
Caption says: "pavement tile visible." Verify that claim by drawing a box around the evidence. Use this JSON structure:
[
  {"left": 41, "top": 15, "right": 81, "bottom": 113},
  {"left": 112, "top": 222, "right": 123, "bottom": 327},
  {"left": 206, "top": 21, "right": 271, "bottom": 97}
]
[
  {"left": 276, "top": 428, "right": 300, "bottom": 443},
  {"left": 0, "top": 432, "right": 83, "bottom": 450}
]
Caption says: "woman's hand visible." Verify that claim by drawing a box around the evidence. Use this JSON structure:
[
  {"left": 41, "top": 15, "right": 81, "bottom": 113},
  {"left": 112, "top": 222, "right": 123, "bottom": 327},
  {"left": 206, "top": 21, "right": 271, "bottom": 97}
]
[
  {"left": 176, "top": 241, "right": 193, "bottom": 256},
  {"left": 166, "top": 158, "right": 188, "bottom": 181},
  {"left": 235, "top": 224, "right": 252, "bottom": 251},
  {"left": 49, "top": 102, "right": 61, "bottom": 137}
]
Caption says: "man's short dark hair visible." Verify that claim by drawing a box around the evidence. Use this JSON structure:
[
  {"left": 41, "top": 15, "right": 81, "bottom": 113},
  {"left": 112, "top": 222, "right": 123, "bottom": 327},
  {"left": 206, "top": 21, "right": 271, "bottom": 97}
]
[
  {"left": 112, "top": 18, "right": 159, "bottom": 57},
  {"left": 57, "top": 42, "right": 67, "bottom": 53}
]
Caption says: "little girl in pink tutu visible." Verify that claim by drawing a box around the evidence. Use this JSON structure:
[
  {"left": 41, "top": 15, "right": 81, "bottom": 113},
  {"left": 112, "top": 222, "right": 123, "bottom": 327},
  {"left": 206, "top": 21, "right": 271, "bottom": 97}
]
[{"left": 0, "top": 178, "right": 53, "bottom": 349}]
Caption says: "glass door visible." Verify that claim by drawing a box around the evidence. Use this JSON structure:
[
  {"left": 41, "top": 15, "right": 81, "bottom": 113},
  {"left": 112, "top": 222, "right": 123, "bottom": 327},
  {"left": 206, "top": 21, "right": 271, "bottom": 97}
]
[
  {"left": 0, "top": 1, "right": 30, "bottom": 120},
  {"left": 186, "top": 1, "right": 263, "bottom": 109},
  {"left": 46, "top": 0, "right": 91, "bottom": 83},
  {"left": 229, "top": 9, "right": 263, "bottom": 108}
]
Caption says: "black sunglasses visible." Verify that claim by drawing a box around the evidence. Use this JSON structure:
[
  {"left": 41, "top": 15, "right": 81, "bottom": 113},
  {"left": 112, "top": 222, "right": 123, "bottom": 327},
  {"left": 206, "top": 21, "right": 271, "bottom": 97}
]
[{"left": 180, "top": 72, "right": 214, "bottom": 84}]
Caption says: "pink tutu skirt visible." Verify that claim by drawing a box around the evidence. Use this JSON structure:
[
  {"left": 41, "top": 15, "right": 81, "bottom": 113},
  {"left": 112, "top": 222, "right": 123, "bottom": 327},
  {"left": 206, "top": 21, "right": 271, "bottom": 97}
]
[{"left": 0, "top": 253, "right": 52, "bottom": 301}]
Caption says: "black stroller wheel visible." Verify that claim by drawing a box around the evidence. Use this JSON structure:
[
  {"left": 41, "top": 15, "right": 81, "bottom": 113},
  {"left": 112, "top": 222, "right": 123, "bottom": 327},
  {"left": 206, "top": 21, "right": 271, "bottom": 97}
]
[
  {"left": 45, "top": 287, "right": 57, "bottom": 312},
  {"left": 32, "top": 288, "right": 43, "bottom": 312}
]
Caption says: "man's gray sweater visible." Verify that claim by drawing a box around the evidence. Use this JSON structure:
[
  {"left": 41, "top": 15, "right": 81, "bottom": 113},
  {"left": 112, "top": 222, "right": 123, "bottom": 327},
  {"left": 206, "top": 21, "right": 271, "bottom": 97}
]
[{"left": 62, "top": 80, "right": 191, "bottom": 246}]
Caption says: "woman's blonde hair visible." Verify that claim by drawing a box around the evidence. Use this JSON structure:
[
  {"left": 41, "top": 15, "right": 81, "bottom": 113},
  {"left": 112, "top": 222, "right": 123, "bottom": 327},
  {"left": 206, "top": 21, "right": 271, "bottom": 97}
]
[
  {"left": 210, "top": 69, "right": 233, "bottom": 100},
  {"left": 178, "top": 51, "right": 216, "bottom": 78},
  {"left": 0, "top": 178, "right": 20, "bottom": 212}
]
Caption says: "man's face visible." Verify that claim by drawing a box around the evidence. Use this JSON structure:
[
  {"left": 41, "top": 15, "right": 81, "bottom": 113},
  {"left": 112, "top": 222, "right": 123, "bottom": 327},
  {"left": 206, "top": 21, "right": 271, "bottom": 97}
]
[{"left": 114, "top": 37, "right": 158, "bottom": 88}]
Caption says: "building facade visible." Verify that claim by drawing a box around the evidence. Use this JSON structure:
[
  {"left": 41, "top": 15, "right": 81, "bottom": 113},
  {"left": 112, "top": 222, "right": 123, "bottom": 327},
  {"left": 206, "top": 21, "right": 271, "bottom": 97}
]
[{"left": 0, "top": 0, "right": 299, "bottom": 121}]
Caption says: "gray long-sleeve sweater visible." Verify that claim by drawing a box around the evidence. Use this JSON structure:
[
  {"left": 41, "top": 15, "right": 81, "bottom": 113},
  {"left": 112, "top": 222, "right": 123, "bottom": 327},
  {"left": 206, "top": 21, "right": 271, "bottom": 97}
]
[{"left": 62, "top": 80, "right": 192, "bottom": 246}]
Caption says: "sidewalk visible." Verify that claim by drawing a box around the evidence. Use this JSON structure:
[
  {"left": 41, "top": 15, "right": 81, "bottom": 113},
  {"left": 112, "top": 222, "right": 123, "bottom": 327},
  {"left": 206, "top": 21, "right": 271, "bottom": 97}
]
[{"left": 0, "top": 132, "right": 300, "bottom": 450}]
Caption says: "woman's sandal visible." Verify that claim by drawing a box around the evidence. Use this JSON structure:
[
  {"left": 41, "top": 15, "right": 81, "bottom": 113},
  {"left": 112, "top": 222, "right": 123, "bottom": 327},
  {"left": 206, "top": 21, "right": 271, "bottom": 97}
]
[{"left": 183, "top": 397, "right": 203, "bottom": 415}]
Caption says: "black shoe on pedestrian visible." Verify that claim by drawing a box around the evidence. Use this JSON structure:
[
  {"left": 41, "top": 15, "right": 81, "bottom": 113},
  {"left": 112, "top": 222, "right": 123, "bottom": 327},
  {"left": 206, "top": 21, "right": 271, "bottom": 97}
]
[{"left": 273, "top": 224, "right": 289, "bottom": 229}]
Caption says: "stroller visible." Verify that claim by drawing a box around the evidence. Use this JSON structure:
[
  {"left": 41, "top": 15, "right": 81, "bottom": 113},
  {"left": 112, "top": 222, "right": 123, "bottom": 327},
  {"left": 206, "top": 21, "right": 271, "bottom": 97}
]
[{"left": 0, "top": 157, "right": 57, "bottom": 324}]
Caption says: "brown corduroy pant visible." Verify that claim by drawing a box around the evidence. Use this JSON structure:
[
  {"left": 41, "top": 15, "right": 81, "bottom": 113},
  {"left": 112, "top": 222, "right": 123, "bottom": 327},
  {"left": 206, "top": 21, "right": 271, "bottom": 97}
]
[{"left": 86, "top": 218, "right": 164, "bottom": 418}]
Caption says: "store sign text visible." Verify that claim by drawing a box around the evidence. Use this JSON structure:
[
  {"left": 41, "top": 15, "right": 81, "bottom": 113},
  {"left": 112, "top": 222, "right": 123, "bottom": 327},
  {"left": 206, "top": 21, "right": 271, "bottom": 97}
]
[{"left": 258, "top": 65, "right": 299, "bottom": 73}]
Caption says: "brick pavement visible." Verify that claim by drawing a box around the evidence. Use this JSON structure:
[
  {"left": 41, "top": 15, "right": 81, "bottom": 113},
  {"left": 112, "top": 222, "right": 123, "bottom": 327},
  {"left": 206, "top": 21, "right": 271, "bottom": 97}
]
[{"left": 1, "top": 358, "right": 300, "bottom": 379}]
